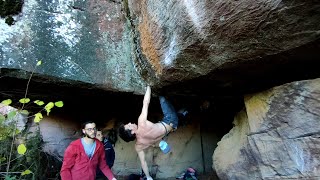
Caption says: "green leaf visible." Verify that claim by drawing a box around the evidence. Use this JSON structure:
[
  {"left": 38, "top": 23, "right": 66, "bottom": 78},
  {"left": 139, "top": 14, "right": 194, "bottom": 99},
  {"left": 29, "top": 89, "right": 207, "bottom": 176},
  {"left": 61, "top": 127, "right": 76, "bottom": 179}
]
[
  {"left": 19, "top": 110, "right": 29, "bottom": 115},
  {"left": 54, "top": 101, "right": 64, "bottom": 107},
  {"left": 1, "top": 99, "right": 12, "bottom": 105},
  {"left": 34, "top": 100, "right": 44, "bottom": 106},
  {"left": 21, "top": 169, "right": 32, "bottom": 176},
  {"left": 36, "top": 60, "right": 42, "bottom": 66},
  {"left": 45, "top": 102, "right": 54, "bottom": 115},
  {"left": 45, "top": 102, "right": 54, "bottom": 109},
  {"left": 19, "top": 98, "right": 30, "bottom": 104},
  {"left": 17, "top": 144, "right": 27, "bottom": 155},
  {"left": 0, "top": 156, "right": 6, "bottom": 163},
  {"left": 4, "top": 175, "right": 16, "bottom": 180},
  {"left": 34, "top": 113, "right": 43, "bottom": 123},
  {"left": 0, "top": 114, "right": 5, "bottom": 122},
  {"left": 7, "top": 111, "right": 17, "bottom": 119}
]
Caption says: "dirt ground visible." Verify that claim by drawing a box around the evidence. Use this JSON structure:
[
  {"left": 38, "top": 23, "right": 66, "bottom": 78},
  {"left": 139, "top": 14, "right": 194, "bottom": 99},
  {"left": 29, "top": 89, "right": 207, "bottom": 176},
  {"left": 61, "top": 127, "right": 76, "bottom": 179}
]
[
  {"left": 196, "top": 172, "right": 219, "bottom": 180},
  {"left": 116, "top": 171, "right": 219, "bottom": 180}
]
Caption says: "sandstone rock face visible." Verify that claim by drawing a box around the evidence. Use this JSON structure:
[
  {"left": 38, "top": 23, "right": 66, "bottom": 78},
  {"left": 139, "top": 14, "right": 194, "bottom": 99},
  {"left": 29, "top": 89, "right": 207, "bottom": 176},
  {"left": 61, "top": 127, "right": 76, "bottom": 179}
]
[
  {"left": 0, "top": 0, "right": 145, "bottom": 94},
  {"left": 1, "top": 1, "right": 320, "bottom": 95},
  {"left": 0, "top": 103, "right": 27, "bottom": 132},
  {"left": 38, "top": 116, "right": 82, "bottom": 158},
  {"left": 213, "top": 78, "right": 320, "bottom": 179},
  {"left": 129, "top": 0, "right": 320, "bottom": 87},
  {"left": 1, "top": 1, "right": 320, "bottom": 178}
]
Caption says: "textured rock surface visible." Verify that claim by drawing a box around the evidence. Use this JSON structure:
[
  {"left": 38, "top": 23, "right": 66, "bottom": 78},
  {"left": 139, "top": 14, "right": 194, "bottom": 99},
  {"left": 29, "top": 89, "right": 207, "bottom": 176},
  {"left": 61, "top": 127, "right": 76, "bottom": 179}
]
[
  {"left": 213, "top": 78, "right": 320, "bottom": 179},
  {"left": 38, "top": 116, "right": 82, "bottom": 158},
  {"left": 130, "top": 0, "right": 320, "bottom": 89},
  {"left": 1, "top": 0, "right": 319, "bottom": 96},
  {"left": 1, "top": 1, "right": 320, "bottom": 179},
  {"left": 0, "top": 0, "right": 145, "bottom": 94},
  {"left": 0, "top": 103, "right": 27, "bottom": 132}
]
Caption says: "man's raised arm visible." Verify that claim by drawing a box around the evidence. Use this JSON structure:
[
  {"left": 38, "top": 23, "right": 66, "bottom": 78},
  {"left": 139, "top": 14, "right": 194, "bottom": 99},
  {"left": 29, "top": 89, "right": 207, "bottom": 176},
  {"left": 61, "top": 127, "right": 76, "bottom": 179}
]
[{"left": 138, "top": 86, "right": 151, "bottom": 124}]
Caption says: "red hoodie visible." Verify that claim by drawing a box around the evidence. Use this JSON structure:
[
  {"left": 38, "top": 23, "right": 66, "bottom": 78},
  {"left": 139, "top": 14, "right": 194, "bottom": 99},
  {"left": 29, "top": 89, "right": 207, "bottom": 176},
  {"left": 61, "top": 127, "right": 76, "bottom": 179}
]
[{"left": 60, "top": 138, "right": 115, "bottom": 180}]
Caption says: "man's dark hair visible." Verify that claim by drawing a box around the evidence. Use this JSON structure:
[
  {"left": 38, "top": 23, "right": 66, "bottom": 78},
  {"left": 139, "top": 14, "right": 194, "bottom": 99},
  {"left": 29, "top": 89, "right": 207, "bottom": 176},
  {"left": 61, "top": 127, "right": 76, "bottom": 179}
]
[
  {"left": 118, "top": 124, "right": 136, "bottom": 142},
  {"left": 81, "top": 121, "right": 95, "bottom": 129},
  {"left": 107, "top": 128, "right": 118, "bottom": 146},
  {"left": 100, "top": 128, "right": 118, "bottom": 146}
]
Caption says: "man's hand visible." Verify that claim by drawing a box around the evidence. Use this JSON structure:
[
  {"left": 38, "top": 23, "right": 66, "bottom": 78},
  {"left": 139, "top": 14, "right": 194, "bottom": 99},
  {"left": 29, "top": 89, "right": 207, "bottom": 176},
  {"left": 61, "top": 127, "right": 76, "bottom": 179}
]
[
  {"left": 146, "top": 176, "right": 153, "bottom": 180},
  {"left": 111, "top": 178, "right": 117, "bottom": 180}
]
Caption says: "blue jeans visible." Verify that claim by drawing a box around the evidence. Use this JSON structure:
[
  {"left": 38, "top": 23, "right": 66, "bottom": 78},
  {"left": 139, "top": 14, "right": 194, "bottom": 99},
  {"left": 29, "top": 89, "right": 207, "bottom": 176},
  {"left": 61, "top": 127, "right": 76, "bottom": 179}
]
[{"left": 159, "top": 96, "right": 179, "bottom": 129}]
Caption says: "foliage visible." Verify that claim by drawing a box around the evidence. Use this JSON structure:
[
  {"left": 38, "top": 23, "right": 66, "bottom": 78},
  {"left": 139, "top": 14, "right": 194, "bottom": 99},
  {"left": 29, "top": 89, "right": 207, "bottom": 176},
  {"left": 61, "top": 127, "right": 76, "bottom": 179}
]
[
  {"left": 0, "top": 130, "right": 42, "bottom": 179},
  {"left": 0, "top": 60, "right": 64, "bottom": 179}
]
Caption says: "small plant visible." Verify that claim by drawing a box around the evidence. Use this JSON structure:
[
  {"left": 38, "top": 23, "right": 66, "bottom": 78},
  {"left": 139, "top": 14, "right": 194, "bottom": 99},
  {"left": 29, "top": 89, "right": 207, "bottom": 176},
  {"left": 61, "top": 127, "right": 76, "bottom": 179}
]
[{"left": 0, "top": 60, "right": 64, "bottom": 179}]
